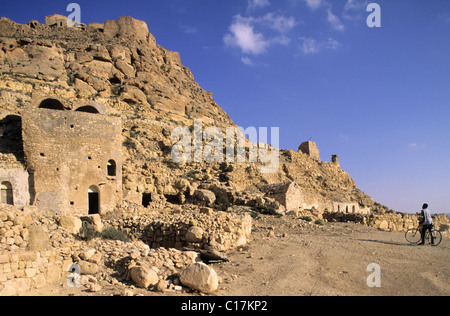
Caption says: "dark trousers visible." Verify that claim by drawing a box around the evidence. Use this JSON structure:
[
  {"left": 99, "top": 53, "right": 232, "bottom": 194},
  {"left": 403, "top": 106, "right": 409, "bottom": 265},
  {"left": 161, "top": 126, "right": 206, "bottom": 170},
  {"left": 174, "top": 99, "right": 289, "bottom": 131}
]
[{"left": 420, "top": 224, "right": 434, "bottom": 244}]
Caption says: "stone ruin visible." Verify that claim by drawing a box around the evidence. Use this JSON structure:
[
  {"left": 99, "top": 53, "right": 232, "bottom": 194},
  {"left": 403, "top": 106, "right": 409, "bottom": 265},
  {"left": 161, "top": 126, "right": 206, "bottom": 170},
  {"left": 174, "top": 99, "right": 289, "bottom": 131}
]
[
  {"left": 2, "top": 96, "right": 122, "bottom": 216},
  {"left": 298, "top": 141, "right": 320, "bottom": 162}
]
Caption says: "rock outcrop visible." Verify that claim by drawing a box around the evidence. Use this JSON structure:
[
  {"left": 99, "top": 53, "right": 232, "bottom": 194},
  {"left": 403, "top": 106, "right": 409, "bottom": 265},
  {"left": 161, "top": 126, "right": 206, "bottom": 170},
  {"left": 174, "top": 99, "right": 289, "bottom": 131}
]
[{"left": 0, "top": 15, "right": 376, "bottom": 213}]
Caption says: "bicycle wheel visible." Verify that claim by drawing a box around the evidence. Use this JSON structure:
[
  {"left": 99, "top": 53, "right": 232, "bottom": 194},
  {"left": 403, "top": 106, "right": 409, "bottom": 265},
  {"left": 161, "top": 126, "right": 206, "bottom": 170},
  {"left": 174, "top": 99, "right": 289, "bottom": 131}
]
[
  {"left": 429, "top": 230, "right": 442, "bottom": 246},
  {"left": 405, "top": 228, "right": 422, "bottom": 244}
]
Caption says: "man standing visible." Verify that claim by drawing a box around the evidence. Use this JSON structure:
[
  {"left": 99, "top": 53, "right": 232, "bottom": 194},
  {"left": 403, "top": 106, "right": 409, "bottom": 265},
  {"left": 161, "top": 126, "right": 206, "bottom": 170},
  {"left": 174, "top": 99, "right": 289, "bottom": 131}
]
[{"left": 419, "top": 203, "right": 434, "bottom": 245}]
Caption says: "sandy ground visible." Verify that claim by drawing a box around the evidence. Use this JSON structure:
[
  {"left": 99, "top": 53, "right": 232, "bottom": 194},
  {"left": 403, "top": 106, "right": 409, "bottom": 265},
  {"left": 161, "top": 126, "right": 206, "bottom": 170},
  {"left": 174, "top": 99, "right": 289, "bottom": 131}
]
[{"left": 24, "top": 215, "right": 449, "bottom": 297}]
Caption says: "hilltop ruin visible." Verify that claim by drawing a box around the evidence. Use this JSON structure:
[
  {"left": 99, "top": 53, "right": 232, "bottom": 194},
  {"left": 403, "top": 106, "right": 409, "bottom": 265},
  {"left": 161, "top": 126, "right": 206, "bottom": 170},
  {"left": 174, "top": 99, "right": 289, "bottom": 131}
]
[
  {"left": 0, "top": 14, "right": 374, "bottom": 217},
  {"left": 5, "top": 14, "right": 446, "bottom": 296}
]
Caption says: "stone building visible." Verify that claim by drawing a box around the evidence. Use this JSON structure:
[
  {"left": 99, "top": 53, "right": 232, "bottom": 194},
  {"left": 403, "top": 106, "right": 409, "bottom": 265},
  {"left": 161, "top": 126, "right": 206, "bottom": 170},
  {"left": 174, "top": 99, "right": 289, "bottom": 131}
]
[
  {"left": 0, "top": 97, "right": 123, "bottom": 215},
  {"left": 260, "top": 182, "right": 303, "bottom": 212},
  {"left": 331, "top": 202, "right": 371, "bottom": 215},
  {"left": 298, "top": 141, "right": 320, "bottom": 161}
]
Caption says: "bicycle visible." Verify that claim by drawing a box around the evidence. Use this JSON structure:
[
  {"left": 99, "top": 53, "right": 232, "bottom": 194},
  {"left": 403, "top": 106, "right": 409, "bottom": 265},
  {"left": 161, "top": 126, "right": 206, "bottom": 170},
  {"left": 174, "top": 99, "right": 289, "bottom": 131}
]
[{"left": 405, "top": 225, "right": 442, "bottom": 246}]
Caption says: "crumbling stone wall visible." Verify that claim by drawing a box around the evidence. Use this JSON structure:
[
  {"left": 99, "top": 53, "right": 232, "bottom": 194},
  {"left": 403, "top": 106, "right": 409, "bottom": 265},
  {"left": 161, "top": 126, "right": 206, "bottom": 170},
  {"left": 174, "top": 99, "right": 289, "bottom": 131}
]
[
  {"left": 0, "top": 205, "right": 74, "bottom": 295},
  {"left": 106, "top": 207, "right": 252, "bottom": 252},
  {"left": 324, "top": 211, "right": 450, "bottom": 238}
]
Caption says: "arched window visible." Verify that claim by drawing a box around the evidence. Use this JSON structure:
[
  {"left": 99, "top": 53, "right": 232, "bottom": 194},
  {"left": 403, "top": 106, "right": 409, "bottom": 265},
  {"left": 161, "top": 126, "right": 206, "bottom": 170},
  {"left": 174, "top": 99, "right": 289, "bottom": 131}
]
[
  {"left": 39, "top": 98, "right": 65, "bottom": 111},
  {"left": 75, "top": 106, "right": 100, "bottom": 114},
  {"left": 88, "top": 186, "right": 99, "bottom": 215},
  {"left": 1, "top": 181, "right": 14, "bottom": 205},
  {"left": 107, "top": 160, "right": 117, "bottom": 177}
]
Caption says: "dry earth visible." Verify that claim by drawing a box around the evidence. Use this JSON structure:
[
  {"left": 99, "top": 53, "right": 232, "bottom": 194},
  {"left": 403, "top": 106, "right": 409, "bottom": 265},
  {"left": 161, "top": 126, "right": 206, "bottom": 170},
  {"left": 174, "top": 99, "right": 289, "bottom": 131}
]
[{"left": 24, "top": 216, "right": 449, "bottom": 297}]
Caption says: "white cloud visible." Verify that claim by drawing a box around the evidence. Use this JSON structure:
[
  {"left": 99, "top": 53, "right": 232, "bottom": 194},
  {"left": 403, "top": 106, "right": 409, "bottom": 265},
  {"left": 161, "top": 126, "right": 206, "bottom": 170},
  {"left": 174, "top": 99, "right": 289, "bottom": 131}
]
[
  {"left": 224, "top": 18, "right": 269, "bottom": 55},
  {"left": 343, "top": 0, "right": 369, "bottom": 21},
  {"left": 299, "top": 37, "right": 320, "bottom": 55},
  {"left": 408, "top": 143, "right": 427, "bottom": 149},
  {"left": 248, "top": 0, "right": 270, "bottom": 10},
  {"left": 327, "top": 8, "right": 345, "bottom": 31},
  {"left": 344, "top": 0, "right": 366, "bottom": 11},
  {"left": 261, "top": 12, "right": 296, "bottom": 33},
  {"left": 224, "top": 14, "right": 295, "bottom": 56},
  {"left": 181, "top": 24, "right": 198, "bottom": 34},
  {"left": 299, "top": 37, "right": 341, "bottom": 55},
  {"left": 304, "top": 0, "right": 324, "bottom": 10},
  {"left": 241, "top": 56, "right": 255, "bottom": 66}
]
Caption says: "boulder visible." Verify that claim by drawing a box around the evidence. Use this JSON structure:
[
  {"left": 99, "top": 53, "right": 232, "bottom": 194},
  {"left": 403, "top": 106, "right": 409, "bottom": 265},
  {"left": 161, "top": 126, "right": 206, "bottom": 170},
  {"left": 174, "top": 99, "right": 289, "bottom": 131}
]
[
  {"left": 194, "top": 190, "right": 216, "bottom": 206},
  {"left": 179, "top": 263, "right": 219, "bottom": 293},
  {"left": 27, "top": 225, "right": 49, "bottom": 251},
  {"left": 80, "top": 214, "right": 103, "bottom": 232},
  {"left": 59, "top": 216, "right": 82, "bottom": 234},
  {"left": 130, "top": 265, "right": 159, "bottom": 289},
  {"left": 185, "top": 226, "right": 204, "bottom": 243},
  {"left": 103, "top": 16, "right": 154, "bottom": 45},
  {"left": 78, "top": 261, "right": 99, "bottom": 275}
]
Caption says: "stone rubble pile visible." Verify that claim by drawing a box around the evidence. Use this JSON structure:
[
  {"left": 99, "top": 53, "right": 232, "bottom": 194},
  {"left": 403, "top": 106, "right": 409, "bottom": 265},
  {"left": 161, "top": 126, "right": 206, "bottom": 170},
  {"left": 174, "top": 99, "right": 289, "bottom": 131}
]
[
  {"left": 0, "top": 203, "right": 247, "bottom": 295},
  {"left": 105, "top": 206, "right": 252, "bottom": 252}
]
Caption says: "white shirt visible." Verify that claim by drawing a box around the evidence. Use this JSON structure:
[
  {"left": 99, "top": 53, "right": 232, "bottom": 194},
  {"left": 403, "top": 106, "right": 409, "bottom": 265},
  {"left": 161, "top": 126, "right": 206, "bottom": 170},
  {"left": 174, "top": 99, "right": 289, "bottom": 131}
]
[{"left": 422, "top": 209, "right": 433, "bottom": 225}]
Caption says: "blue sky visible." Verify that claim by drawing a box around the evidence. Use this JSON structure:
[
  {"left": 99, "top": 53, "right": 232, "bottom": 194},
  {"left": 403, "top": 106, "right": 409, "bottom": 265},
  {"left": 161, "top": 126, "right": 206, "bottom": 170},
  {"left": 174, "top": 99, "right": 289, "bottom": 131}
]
[{"left": 2, "top": 0, "right": 450, "bottom": 213}]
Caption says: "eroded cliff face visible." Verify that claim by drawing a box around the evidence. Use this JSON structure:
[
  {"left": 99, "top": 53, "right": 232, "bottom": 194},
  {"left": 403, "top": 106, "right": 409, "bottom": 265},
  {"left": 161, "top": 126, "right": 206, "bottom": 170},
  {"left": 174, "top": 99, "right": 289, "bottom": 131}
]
[{"left": 0, "top": 15, "right": 374, "bottom": 212}]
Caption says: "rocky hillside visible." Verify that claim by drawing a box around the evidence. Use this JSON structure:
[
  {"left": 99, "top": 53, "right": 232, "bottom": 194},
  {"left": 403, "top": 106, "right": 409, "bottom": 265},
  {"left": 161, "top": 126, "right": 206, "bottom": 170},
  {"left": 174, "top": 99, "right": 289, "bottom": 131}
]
[{"left": 0, "top": 15, "right": 374, "bottom": 212}]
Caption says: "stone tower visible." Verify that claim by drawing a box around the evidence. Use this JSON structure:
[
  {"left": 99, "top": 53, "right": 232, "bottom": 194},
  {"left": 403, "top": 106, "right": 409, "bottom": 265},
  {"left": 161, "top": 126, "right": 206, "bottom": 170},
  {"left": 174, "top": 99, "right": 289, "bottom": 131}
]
[{"left": 298, "top": 141, "right": 320, "bottom": 161}]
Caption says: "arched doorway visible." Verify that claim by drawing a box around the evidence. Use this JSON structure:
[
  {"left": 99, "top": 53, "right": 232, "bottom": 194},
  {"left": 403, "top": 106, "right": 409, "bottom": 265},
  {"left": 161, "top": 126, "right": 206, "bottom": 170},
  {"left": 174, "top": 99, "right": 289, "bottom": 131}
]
[
  {"left": 1, "top": 181, "right": 14, "bottom": 205},
  {"left": 88, "top": 186, "right": 99, "bottom": 214},
  {"left": 38, "top": 98, "right": 65, "bottom": 111}
]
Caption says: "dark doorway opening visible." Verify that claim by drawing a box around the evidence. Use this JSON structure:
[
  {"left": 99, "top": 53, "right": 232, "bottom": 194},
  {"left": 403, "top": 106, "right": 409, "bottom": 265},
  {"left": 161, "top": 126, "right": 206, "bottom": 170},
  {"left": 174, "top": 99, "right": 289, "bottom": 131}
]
[
  {"left": 165, "top": 194, "right": 180, "bottom": 205},
  {"left": 88, "top": 186, "right": 99, "bottom": 214},
  {"left": 75, "top": 106, "right": 100, "bottom": 114},
  {"left": 142, "top": 193, "right": 152, "bottom": 208},
  {"left": 39, "top": 99, "right": 65, "bottom": 111}
]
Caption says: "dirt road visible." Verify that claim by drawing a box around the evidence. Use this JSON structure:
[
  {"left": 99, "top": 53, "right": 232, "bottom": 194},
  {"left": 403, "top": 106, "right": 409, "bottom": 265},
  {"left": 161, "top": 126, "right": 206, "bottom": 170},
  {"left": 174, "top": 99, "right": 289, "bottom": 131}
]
[{"left": 215, "top": 216, "right": 450, "bottom": 296}]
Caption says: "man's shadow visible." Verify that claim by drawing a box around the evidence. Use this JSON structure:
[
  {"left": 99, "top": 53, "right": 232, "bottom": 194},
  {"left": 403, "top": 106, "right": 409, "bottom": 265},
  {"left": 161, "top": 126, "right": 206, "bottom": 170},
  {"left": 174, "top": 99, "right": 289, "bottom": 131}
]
[{"left": 355, "top": 238, "right": 415, "bottom": 247}]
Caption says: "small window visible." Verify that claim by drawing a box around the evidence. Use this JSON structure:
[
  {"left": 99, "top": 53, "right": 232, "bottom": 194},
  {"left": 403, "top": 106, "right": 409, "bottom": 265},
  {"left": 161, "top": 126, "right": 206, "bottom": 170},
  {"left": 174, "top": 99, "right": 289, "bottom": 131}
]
[
  {"left": 1, "top": 181, "right": 14, "bottom": 205},
  {"left": 107, "top": 160, "right": 117, "bottom": 177}
]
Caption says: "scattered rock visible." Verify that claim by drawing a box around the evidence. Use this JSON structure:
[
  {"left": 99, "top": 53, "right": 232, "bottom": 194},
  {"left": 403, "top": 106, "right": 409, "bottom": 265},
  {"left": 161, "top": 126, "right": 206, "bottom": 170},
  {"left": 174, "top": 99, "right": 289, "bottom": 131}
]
[
  {"left": 58, "top": 216, "right": 82, "bottom": 234},
  {"left": 130, "top": 264, "right": 159, "bottom": 289},
  {"left": 185, "top": 226, "right": 204, "bottom": 243},
  {"left": 179, "top": 263, "right": 219, "bottom": 293}
]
